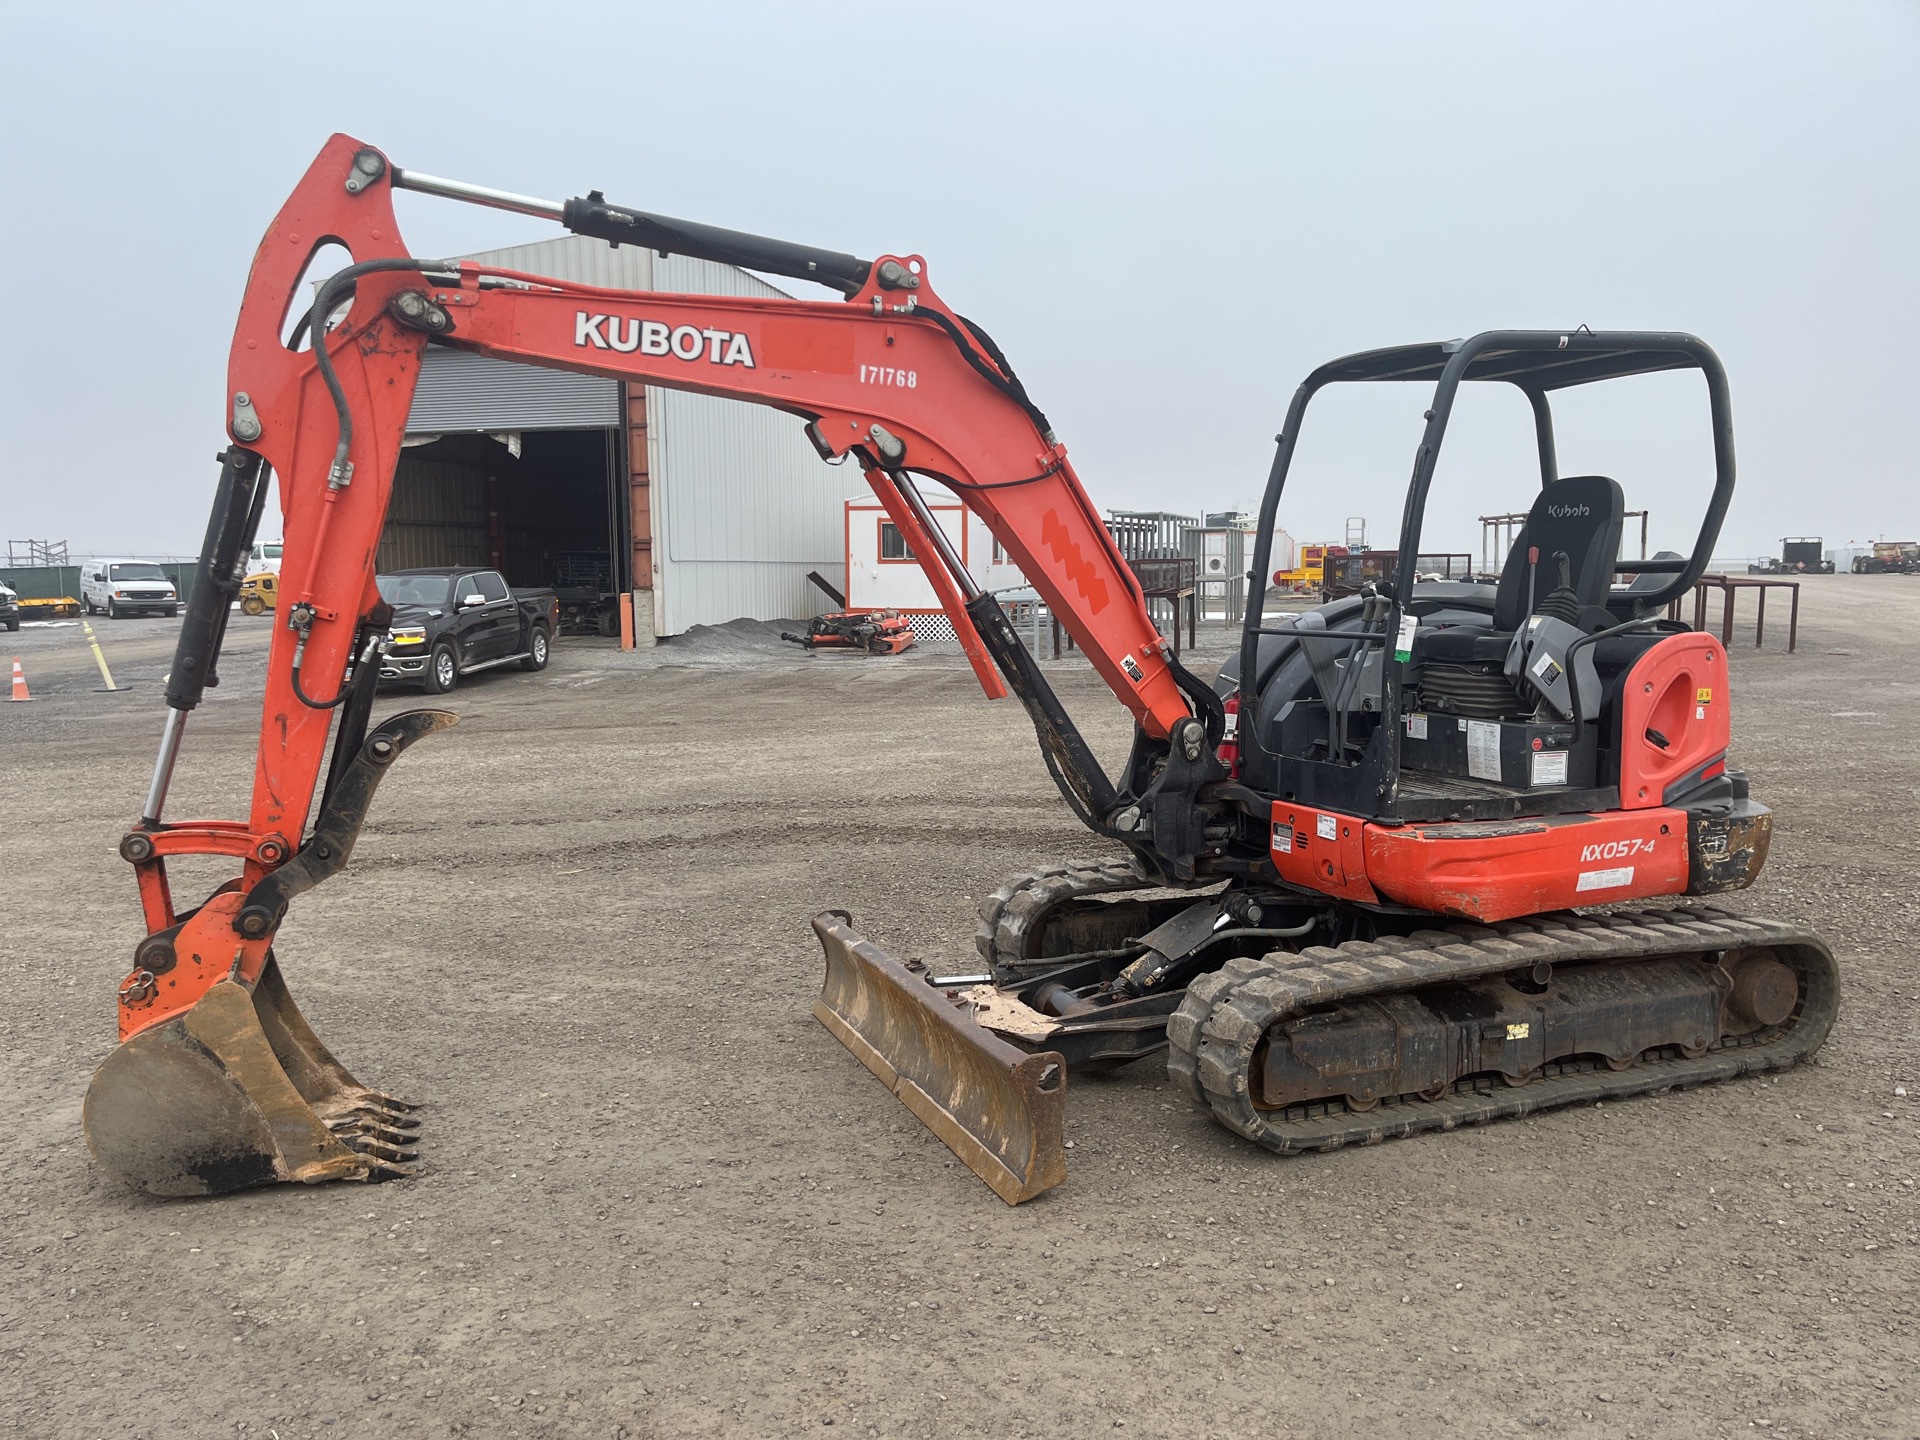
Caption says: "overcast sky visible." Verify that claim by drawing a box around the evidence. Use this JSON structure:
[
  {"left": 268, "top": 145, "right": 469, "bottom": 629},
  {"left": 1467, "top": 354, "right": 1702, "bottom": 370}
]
[{"left": 2, "top": 1, "right": 1913, "bottom": 562}]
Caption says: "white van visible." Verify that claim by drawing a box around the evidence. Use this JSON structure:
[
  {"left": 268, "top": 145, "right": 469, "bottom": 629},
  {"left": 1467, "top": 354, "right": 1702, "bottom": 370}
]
[
  {"left": 249, "top": 539, "right": 285, "bottom": 575},
  {"left": 82, "top": 560, "right": 180, "bottom": 619}
]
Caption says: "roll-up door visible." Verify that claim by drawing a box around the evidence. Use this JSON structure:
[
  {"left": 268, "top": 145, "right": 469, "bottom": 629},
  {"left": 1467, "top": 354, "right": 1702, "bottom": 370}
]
[{"left": 406, "top": 347, "right": 620, "bottom": 435}]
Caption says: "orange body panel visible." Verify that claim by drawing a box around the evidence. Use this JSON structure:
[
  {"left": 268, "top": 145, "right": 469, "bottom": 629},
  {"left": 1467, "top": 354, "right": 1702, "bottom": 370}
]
[
  {"left": 1268, "top": 803, "right": 1380, "bottom": 904},
  {"left": 1617, "top": 632, "right": 1729, "bottom": 807},
  {"left": 217, "top": 134, "right": 1190, "bottom": 864},
  {"left": 1270, "top": 805, "right": 1691, "bottom": 924},
  {"left": 1362, "top": 809, "right": 1690, "bottom": 921}
]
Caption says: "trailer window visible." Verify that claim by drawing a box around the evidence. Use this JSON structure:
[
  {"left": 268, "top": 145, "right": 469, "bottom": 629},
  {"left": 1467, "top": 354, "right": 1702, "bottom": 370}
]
[{"left": 879, "top": 522, "right": 915, "bottom": 562}]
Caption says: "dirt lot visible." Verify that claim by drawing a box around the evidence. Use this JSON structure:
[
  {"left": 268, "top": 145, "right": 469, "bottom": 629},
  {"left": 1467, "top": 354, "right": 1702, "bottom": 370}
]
[{"left": 2, "top": 581, "right": 1916, "bottom": 1439}]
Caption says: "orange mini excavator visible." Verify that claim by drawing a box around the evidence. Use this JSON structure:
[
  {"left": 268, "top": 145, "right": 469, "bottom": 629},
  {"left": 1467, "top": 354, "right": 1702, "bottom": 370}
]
[{"left": 83, "top": 136, "right": 1836, "bottom": 1203}]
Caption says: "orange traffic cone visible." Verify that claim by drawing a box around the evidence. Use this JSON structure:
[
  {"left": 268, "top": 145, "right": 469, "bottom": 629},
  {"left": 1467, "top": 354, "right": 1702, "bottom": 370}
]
[{"left": 7, "top": 657, "right": 29, "bottom": 702}]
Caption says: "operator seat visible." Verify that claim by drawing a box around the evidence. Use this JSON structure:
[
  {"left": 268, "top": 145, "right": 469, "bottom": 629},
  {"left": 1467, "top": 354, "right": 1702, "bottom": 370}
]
[{"left": 1420, "top": 474, "right": 1625, "bottom": 662}]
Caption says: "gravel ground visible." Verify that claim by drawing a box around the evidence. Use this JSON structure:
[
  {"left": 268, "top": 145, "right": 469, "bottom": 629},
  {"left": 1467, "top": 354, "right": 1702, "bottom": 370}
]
[{"left": 1, "top": 578, "right": 1915, "bottom": 1439}]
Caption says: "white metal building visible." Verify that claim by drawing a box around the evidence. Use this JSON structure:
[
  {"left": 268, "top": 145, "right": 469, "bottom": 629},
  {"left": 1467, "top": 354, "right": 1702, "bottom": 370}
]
[{"left": 389, "top": 234, "right": 847, "bottom": 642}]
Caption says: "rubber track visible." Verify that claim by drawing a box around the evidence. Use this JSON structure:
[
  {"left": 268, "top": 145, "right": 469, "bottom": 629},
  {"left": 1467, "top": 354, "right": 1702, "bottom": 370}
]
[
  {"left": 1165, "top": 906, "right": 1839, "bottom": 1154},
  {"left": 974, "top": 860, "right": 1150, "bottom": 974}
]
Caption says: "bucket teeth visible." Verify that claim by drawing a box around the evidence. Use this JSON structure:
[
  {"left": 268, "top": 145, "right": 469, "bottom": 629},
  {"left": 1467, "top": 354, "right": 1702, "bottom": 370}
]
[
  {"left": 313, "top": 1094, "right": 422, "bottom": 1130},
  {"left": 360, "top": 1090, "right": 420, "bottom": 1114},
  {"left": 338, "top": 1136, "right": 417, "bottom": 1164},
  {"left": 326, "top": 1117, "right": 421, "bottom": 1147}
]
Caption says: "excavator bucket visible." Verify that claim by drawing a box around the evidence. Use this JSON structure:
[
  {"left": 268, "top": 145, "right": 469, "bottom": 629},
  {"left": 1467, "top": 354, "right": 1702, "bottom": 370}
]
[
  {"left": 83, "top": 956, "right": 419, "bottom": 1197},
  {"left": 810, "top": 912, "right": 1067, "bottom": 1204}
]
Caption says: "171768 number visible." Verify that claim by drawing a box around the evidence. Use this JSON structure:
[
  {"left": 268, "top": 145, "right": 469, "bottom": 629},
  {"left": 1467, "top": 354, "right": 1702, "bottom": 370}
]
[{"left": 859, "top": 364, "right": 917, "bottom": 387}]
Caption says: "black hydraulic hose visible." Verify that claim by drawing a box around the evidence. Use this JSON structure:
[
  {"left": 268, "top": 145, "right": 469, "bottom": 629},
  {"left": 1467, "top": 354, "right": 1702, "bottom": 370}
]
[
  {"left": 290, "top": 642, "right": 361, "bottom": 710},
  {"left": 289, "top": 258, "right": 458, "bottom": 711},
  {"left": 1166, "top": 653, "right": 1227, "bottom": 749},
  {"left": 307, "top": 257, "right": 459, "bottom": 488},
  {"left": 956, "top": 313, "right": 1053, "bottom": 434},
  {"left": 904, "top": 305, "right": 1055, "bottom": 441}
]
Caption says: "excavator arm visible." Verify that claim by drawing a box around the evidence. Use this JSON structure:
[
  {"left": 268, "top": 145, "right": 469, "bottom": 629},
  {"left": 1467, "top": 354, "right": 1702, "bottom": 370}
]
[{"left": 85, "top": 134, "right": 1222, "bottom": 1202}]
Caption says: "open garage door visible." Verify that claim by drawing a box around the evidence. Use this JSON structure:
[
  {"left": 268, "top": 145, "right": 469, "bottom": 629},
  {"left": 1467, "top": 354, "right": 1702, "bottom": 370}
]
[{"left": 386, "top": 348, "right": 629, "bottom": 633}]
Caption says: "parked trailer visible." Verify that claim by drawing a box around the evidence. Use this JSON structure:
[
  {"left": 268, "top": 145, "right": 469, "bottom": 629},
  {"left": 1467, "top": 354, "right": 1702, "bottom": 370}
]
[
  {"left": 1750, "top": 537, "right": 1834, "bottom": 575},
  {"left": 1853, "top": 541, "right": 1920, "bottom": 575}
]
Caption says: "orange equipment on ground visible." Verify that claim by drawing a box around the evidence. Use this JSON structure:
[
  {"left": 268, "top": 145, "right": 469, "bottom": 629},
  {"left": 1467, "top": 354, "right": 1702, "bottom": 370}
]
[
  {"left": 781, "top": 610, "right": 916, "bottom": 655},
  {"left": 83, "top": 136, "right": 1834, "bottom": 1206},
  {"left": 8, "top": 657, "right": 28, "bottom": 701}
]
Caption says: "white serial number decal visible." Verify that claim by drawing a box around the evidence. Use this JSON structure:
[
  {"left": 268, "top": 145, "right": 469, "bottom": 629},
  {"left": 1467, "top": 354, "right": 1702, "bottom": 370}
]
[
  {"left": 1577, "top": 866, "right": 1635, "bottom": 892},
  {"left": 859, "top": 364, "right": 918, "bottom": 387},
  {"left": 1580, "top": 838, "right": 1655, "bottom": 863}
]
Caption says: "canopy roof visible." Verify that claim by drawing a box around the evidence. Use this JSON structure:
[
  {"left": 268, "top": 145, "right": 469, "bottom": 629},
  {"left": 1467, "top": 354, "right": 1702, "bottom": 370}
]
[{"left": 1309, "top": 331, "right": 1707, "bottom": 392}]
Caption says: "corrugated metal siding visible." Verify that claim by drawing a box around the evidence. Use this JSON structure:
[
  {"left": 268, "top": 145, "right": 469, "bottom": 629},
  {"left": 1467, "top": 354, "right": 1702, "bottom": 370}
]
[
  {"left": 407, "top": 348, "right": 619, "bottom": 434},
  {"left": 461, "top": 234, "right": 656, "bottom": 291},
  {"left": 404, "top": 236, "right": 653, "bottom": 436},
  {"left": 651, "top": 253, "right": 789, "bottom": 300},
  {"left": 648, "top": 383, "right": 847, "bottom": 632},
  {"left": 379, "top": 451, "right": 490, "bottom": 571},
  {"left": 647, "top": 255, "right": 842, "bottom": 631}
]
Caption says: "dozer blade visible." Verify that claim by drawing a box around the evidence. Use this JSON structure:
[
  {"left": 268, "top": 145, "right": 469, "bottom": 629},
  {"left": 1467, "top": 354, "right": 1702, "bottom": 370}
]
[
  {"left": 811, "top": 911, "right": 1066, "bottom": 1205},
  {"left": 83, "top": 957, "right": 419, "bottom": 1197}
]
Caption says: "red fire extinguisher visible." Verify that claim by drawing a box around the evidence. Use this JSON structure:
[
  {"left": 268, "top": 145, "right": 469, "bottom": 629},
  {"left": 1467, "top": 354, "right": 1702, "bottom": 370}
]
[{"left": 1217, "top": 693, "right": 1241, "bottom": 777}]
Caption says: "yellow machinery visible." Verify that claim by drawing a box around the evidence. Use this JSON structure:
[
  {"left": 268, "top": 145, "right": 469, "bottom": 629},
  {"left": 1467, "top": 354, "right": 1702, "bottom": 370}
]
[{"left": 238, "top": 571, "right": 278, "bottom": 616}]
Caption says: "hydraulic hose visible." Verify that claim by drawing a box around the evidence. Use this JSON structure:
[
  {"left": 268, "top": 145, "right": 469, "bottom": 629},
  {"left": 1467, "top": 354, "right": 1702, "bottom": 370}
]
[
  {"left": 306, "top": 257, "right": 459, "bottom": 489},
  {"left": 904, "top": 305, "right": 1054, "bottom": 442},
  {"left": 285, "top": 258, "right": 458, "bottom": 710}
]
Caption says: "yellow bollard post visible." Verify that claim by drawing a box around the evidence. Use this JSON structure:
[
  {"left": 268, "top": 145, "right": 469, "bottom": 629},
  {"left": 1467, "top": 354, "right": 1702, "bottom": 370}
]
[{"left": 79, "top": 618, "right": 117, "bottom": 691}]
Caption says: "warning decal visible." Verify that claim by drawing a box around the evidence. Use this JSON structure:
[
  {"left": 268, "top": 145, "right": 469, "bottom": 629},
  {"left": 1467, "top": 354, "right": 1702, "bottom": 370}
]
[
  {"left": 1576, "top": 865, "right": 1635, "bottom": 892},
  {"left": 1467, "top": 720, "right": 1502, "bottom": 782}
]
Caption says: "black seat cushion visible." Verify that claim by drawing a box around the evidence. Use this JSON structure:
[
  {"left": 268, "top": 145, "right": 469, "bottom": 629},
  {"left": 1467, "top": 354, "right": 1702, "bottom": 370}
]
[{"left": 1491, "top": 475, "right": 1625, "bottom": 630}]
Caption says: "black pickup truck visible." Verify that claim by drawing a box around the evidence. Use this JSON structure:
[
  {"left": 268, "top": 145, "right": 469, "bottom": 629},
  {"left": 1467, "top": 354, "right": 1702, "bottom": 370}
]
[{"left": 375, "top": 567, "right": 559, "bottom": 693}]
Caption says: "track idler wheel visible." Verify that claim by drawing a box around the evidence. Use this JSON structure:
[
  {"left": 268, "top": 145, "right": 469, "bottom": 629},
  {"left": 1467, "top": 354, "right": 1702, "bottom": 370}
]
[{"left": 83, "top": 957, "right": 418, "bottom": 1197}]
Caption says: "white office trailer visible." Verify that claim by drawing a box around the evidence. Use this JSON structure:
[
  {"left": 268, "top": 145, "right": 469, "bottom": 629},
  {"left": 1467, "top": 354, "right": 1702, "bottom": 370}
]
[
  {"left": 843, "top": 487, "right": 1031, "bottom": 638},
  {"left": 390, "top": 234, "right": 847, "bottom": 643}
]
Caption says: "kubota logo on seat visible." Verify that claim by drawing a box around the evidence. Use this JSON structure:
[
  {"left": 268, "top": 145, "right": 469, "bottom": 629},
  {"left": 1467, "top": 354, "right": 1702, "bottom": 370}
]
[
  {"left": 574, "top": 312, "right": 755, "bottom": 367},
  {"left": 1547, "top": 503, "right": 1590, "bottom": 518}
]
